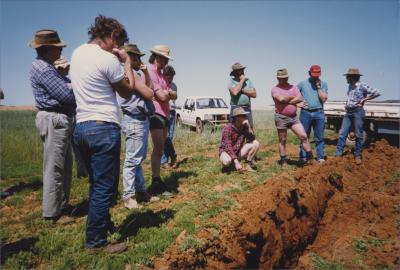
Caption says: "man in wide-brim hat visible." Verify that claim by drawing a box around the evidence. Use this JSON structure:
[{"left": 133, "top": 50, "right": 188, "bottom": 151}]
[
  {"left": 228, "top": 62, "right": 257, "bottom": 128},
  {"left": 219, "top": 107, "right": 260, "bottom": 173},
  {"left": 335, "top": 68, "right": 381, "bottom": 165},
  {"left": 29, "top": 29, "right": 76, "bottom": 224}
]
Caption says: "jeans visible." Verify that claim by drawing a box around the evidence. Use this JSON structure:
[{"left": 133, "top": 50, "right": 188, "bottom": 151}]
[
  {"left": 35, "top": 111, "right": 74, "bottom": 218},
  {"left": 230, "top": 105, "right": 254, "bottom": 127},
  {"left": 121, "top": 114, "right": 149, "bottom": 200},
  {"left": 161, "top": 110, "right": 177, "bottom": 164},
  {"left": 336, "top": 107, "right": 365, "bottom": 157},
  {"left": 73, "top": 121, "right": 121, "bottom": 248},
  {"left": 299, "top": 109, "right": 325, "bottom": 161}
]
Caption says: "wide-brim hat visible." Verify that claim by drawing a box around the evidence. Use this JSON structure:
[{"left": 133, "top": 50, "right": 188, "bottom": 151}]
[
  {"left": 344, "top": 68, "right": 363, "bottom": 76},
  {"left": 123, "top": 44, "right": 145, "bottom": 57},
  {"left": 309, "top": 64, "right": 321, "bottom": 77},
  {"left": 276, "top": 68, "right": 289, "bottom": 78},
  {"left": 54, "top": 56, "right": 69, "bottom": 69},
  {"left": 230, "top": 62, "right": 246, "bottom": 76},
  {"left": 150, "top": 45, "right": 173, "bottom": 60},
  {"left": 231, "top": 107, "right": 249, "bottom": 117},
  {"left": 29, "top": 29, "right": 66, "bottom": 49}
]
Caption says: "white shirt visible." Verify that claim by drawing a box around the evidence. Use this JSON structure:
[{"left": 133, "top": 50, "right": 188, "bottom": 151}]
[{"left": 70, "top": 43, "right": 124, "bottom": 124}]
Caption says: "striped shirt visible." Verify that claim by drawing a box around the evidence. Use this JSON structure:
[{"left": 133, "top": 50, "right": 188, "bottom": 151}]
[
  {"left": 30, "top": 57, "right": 76, "bottom": 113},
  {"left": 346, "top": 82, "right": 380, "bottom": 109}
]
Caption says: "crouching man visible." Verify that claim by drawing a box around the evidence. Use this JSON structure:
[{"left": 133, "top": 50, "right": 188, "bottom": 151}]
[{"left": 219, "top": 107, "right": 260, "bottom": 173}]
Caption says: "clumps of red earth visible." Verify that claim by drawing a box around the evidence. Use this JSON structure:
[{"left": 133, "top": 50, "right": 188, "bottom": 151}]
[{"left": 154, "top": 140, "right": 400, "bottom": 269}]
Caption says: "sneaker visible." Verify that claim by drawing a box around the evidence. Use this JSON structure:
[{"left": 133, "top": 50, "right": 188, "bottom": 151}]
[
  {"left": 44, "top": 215, "right": 75, "bottom": 225},
  {"left": 124, "top": 197, "right": 141, "bottom": 209},
  {"left": 135, "top": 191, "right": 160, "bottom": 203},
  {"left": 86, "top": 242, "right": 127, "bottom": 255},
  {"left": 355, "top": 156, "right": 362, "bottom": 165},
  {"left": 318, "top": 159, "right": 326, "bottom": 164}
]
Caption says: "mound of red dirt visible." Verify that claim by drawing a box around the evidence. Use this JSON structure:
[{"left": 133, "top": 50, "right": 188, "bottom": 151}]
[{"left": 154, "top": 140, "right": 400, "bottom": 269}]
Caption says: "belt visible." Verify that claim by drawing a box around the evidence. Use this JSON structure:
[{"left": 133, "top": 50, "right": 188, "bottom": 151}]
[
  {"left": 122, "top": 110, "right": 147, "bottom": 121},
  {"left": 345, "top": 106, "right": 362, "bottom": 113},
  {"left": 39, "top": 108, "right": 74, "bottom": 117},
  {"left": 302, "top": 108, "right": 322, "bottom": 112}
]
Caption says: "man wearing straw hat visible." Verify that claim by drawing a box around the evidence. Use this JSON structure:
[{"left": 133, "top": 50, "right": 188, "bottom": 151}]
[
  {"left": 228, "top": 62, "right": 257, "bottom": 128},
  {"left": 29, "top": 29, "right": 76, "bottom": 224},
  {"left": 117, "top": 44, "right": 159, "bottom": 209},
  {"left": 335, "top": 68, "right": 380, "bottom": 164},
  {"left": 219, "top": 107, "right": 259, "bottom": 173}
]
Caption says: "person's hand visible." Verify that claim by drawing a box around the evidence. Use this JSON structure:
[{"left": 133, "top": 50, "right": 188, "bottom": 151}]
[
  {"left": 358, "top": 99, "right": 366, "bottom": 107},
  {"left": 139, "top": 63, "right": 147, "bottom": 71},
  {"left": 112, "top": 48, "right": 129, "bottom": 63},
  {"left": 314, "top": 79, "right": 321, "bottom": 89},
  {"left": 234, "top": 159, "right": 243, "bottom": 173},
  {"left": 297, "top": 101, "right": 307, "bottom": 108},
  {"left": 239, "top": 74, "right": 246, "bottom": 82}
]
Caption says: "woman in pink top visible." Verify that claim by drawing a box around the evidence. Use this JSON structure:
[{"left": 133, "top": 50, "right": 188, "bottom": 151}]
[
  {"left": 146, "top": 45, "right": 177, "bottom": 194},
  {"left": 271, "top": 69, "right": 313, "bottom": 167}
]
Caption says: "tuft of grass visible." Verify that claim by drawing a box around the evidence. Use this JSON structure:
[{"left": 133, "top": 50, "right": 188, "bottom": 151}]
[
  {"left": 310, "top": 252, "right": 344, "bottom": 270},
  {"left": 179, "top": 235, "right": 203, "bottom": 252}
]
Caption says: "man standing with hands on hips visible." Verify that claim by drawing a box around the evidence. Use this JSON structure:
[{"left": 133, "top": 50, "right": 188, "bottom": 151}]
[{"left": 297, "top": 65, "right": 328, "bottom": 164}]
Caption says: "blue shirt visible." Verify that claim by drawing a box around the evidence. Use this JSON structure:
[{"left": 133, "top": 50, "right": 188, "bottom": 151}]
[
  {"left": 30, "top": 57, "right": 76, "bottom": 113},
  {"left": 345, "top": 82, "right": 380, "bottom": 109},
  {"left": 118, "top": 70, "right": 155, "bottom": 117},
  {"left": 297, "top": 78, "right": 328, "bottom": 110},
  {"left": 228, "top": 78, "right": 254, "bottom": 106}
]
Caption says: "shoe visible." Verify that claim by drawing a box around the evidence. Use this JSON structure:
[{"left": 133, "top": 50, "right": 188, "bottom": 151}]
[
  {"left": 147, "top": 177, "right": 167, "bottom": 195},
  {"left": 170, "top": 157, "right": 178, "bottom": 168},
  {"left": 44, "top": 215, "right": 75, "bottom": 225},
  {"left": 244, "top": 165, "right": 257, "bottom": 173},
  {"left": 318, "top": 159, "right": 326, "bottom": 164},
  {"left": 124, "top": 197, "right": 142, "bottom": 209},
  {"left": 355, "top": 156, "right": 362, "bottom": 165},
  {"left": 279, "top": 159, "right": 288, "bottom": 168},
  {"left": 86, "top": 242, "right": 127, "bottom": 255},
  {"left": 135, "top": 191, "right": 160, "bottom": 203}
]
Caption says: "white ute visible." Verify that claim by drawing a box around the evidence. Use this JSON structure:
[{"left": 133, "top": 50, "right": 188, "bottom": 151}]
[{"left": 176, "top": 96, "right": 230, "bottom": 133}]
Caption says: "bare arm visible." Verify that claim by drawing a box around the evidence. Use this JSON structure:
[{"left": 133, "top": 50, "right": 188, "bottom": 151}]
[
  {"left": 154, "top": 88, "right": 170, "bottom": 102},
  {"left": 133, "top": 72, "right": 154, "bottom": 101},
  {"left": 140, "top": 64, "right": 154, "bottom": 89},
  {"left": 242, "top": 87, "right": 257, "bottom": 98},
  {"left": 168, "top": 89, "right": 177, "bottom": 100},
  {"left": 110, "top": 48, "right": 135, "bottom": 99},
  {"left": 288, "top": 95, "right": 304, "bottom": 104},
  {"left": 272, "top": 93, "right": 295, "bottom": 103},
  {"left": 229, "top": 76, "right": 246, "bottom": 96}
]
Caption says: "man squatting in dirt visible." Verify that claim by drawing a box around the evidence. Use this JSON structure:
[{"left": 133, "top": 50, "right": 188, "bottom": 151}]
[
  {"left": 335, "top": 68, "right": 380, "bottom": 165},
  {"left": 271, "top": 68, "right": 314, "bottom": 167},
  {"left": 219, "top": 107, "right": 260, "bottom": 173}
]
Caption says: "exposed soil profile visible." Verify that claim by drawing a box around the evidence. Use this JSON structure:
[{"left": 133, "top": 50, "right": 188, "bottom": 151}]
[{"left": 153, "top": 140, "right": 400, "bottom": 269}]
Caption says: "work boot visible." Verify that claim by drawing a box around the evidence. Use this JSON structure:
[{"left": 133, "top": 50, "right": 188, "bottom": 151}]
[
  {"left": 86, "top": 242, "right": 127, "bottom": 255},
  {"left": 136, "top": 191, "right": 160, "bottom": 203},
  {"left": 44, "top": 215, "right": 75, "bottom": 225},
  {"left": 147, "top": 177, "right": 167, "bottom": 195},
  {"left": 355, "top": 156, "right": 362, "bottom": 165}
]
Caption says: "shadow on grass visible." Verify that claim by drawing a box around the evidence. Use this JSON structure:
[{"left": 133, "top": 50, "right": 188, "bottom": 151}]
[
  {"left": 163, "top": 171, "right": 198, "bottom": 193},
  {"left": 1, "top": 180, "right": 42, "bottom": 199},
  {"left": 324, "top": 138, "right": 338, "bottom": 146},
  {"left": 118, "top": 208, "right": 175, "bottom": 240},
  {"left": 0, "top": 236, "right": 38, "bottom": 264},
  {"left": 174, "top": 157, "right": 188, "bottom": 168}
]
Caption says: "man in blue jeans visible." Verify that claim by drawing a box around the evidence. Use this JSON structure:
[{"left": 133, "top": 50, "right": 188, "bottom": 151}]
[
  {"left": 70, "top": 15, "right": 136, "bottom": 254},
  {"left": 118, "top": 44, "right": 159, "bottom": 209},
  {"left": 335, "top": 68, "right": 380, "bottom": 165},
  {"left": 161, "top": 65, "right": 178, "bottom": 168},
  {"left": 298, "top": 65, "right": 328, "bottom": 164}
]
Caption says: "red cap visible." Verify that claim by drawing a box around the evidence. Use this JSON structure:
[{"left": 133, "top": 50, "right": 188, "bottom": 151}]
[{"left": 309, "top": 65, "right": 321, "bottom": 77}]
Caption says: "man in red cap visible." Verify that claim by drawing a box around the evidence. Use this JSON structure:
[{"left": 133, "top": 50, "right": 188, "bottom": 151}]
[{"left": 297, "top": 65, "right": 328, "bottom": 164}]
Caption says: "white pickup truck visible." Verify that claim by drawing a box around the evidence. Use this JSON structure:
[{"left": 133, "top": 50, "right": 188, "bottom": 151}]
[
  {"left": 324, "top": 100, "right": 400, "bottom": 145},
  {"left": 176, "top": 96, "right": 230, "bottom": 133}
]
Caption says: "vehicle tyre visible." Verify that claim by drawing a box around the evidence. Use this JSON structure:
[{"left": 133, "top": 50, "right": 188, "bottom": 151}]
[
  {"left": 345, "top": 130, "right": 367, "bottom": 146},
  {"left": 176, "top": 115, "right": 182, "bottom": 128},
  {"left": 196, "top": 118, "right": 203, "bottom": 133}
]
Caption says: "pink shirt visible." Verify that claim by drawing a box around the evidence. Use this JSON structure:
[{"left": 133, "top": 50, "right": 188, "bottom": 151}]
[
  {"left": 271, "top": 85, "right": 301, "bottom": 117},
  {"left": 147, "top": 63, "right": 170, "bottom": 119}
]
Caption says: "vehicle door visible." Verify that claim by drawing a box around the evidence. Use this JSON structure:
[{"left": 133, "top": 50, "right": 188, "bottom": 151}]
[
  {"left": 182, "top": 98, "right": 191, "bottom": 124},
  {"left": 188, "top": 99, "right": 196, "bottom": 126}
]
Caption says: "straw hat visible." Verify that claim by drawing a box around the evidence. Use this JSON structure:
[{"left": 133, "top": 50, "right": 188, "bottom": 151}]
[
  {"left": 276, "top": 68, "right": 289, "bottom": 78},
  {"left": 344, "top": 68, "right": 363, "bottom": 76},
  {"left": 122, "top": 44, "right": 145, "bottom": 56},
  {"left": 29, "top": 29, "right": 66, "bottom": 49},
  {"left": 230, "top": 62, "right": 246, "bottom": 76},
  {"left": 54, "top": 56, "right": 69, "bottom": 69},
  {"left": 150, "top": 45, "right": 173, "bottom": 60},
  {"left": 231, "top": 107, "right": 249, "bottom": 117}
]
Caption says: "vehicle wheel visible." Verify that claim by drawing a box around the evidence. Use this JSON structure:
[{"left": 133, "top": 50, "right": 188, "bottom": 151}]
[
  {"left": 345, "top": 130, "right": 367, "bottom": 146},
  {"left": 176, "top": 115, "right": 182, "bottom": 128},
  {"left": 196, "top": 118, "right": 203, "bottom": 133}
]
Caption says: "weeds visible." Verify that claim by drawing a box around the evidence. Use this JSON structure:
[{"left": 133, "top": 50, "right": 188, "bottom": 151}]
[{"left": 310, "top": 252, "right": 344, "bottom": 270}]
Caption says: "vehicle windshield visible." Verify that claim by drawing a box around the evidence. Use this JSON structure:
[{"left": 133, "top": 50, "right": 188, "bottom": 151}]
[{"left": 196, "top": 98, "right": 228, "bottom": 109}]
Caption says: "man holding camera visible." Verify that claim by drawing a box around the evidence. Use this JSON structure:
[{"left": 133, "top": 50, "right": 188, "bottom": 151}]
[{"left": 219, "top": 107, "right": 259, "bottom": 173}]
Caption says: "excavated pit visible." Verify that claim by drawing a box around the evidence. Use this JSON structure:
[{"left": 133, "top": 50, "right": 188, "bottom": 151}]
[{"left": 154, "top": 140, "right": 400, "bottom": 269}]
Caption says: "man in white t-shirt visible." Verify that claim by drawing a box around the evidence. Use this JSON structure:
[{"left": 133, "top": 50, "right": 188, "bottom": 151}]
[{"left": 70, "top": 15, "right": 136, "bottom": 254}]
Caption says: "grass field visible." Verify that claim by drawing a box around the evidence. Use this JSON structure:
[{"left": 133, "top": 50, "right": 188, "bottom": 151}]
[{"left": 0, "top": 110, "right": 338, "bottom": 269}]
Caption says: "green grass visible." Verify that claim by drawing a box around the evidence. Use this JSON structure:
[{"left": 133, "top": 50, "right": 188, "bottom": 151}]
[
  {"left": 0, "top": 109, "right": 343, "bottom": 269},
  {"left": 310, "top": 252, "right": 344, "bottom": 270}
]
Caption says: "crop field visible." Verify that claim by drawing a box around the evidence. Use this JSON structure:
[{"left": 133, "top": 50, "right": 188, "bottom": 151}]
[{"left": 0, "top": 110, "right": 399, "bottom": 269}]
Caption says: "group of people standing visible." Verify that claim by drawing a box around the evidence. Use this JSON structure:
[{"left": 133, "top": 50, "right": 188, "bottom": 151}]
[
  {"left": 219, "top": 63, "right": 380, "bottom": 173},
  {"left": 29, "top": 15, "right": 178, "bottom": 253}
]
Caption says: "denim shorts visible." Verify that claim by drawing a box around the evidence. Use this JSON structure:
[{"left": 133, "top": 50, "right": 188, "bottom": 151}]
[
  {"left": 149, "top": 114, "right": 167, "bottom": 130},
  {"left": 274, "top": 113, "right": 300, "bottom": 129}
]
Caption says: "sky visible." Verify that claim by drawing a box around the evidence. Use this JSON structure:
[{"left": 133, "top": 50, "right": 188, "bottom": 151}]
[{"left": 0, "top": 0, "right": 399, "bottom": 109}]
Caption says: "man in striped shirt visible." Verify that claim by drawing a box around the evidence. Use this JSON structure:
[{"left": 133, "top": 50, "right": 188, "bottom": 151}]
[{"left": 335, "top": 68, "right": 380, "bottom": 164}]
